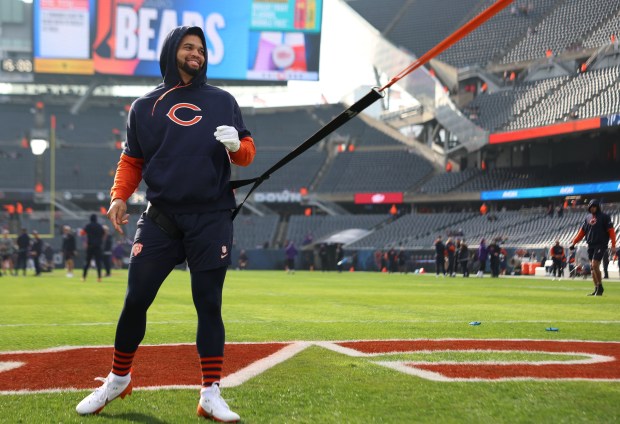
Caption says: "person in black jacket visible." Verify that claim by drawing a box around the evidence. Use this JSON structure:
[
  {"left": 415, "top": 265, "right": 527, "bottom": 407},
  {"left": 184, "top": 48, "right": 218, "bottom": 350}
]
[
  {"left": 81, "top": 214, "right": 104, "bottom": 282},
  {"left": 434, "top": 236, "right": 446, "bottom": 277},
  {"left": 15, "top": 228, "right": 30, "bottom": 276},
  {"left": 487, "top": 238, "right": 501, "bottom": 278},
  {"left": 30, "top": 230, "right": 43, "bottom": 276},
  {"left": 102, "top": 225, "right": 113, "bottom": 277},
  {"left": 458, "top": 240, "right": 469, "bottom": 277},
  {"left": 571, "top": 199, "right": 617, "bottom": 296},
  {"left": 62, "top": 225, "right": 77, "bottom": 278}
]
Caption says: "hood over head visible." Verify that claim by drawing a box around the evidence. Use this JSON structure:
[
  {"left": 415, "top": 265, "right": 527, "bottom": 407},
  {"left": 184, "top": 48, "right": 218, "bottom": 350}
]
[
  {"left": 588, "top": 198, "right": 601, "bottom": 212},
  {"left": 159, "top": 26, "right": 208, "bottom": 87}
]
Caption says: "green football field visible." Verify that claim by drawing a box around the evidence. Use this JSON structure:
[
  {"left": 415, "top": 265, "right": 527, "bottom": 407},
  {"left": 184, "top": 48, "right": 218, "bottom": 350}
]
[{"left": 1, "top": 270, "right": 619, "bottom": 423}]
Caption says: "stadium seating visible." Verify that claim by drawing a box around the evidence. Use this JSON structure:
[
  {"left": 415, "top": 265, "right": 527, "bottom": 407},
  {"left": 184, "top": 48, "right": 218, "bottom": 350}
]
[
  {"left": 50, "top": 105, "right": 126, "bottom": 146},
  {"left": 416, "top": 168, "right": 479, "bottom": 194},
  {"left": 0, "top": 103, "right": 35, "bottom": 142},
  {"left": 286, "top": 214, "right": 388, "bottom": 246},
  {"left": 465, "top": 66, "right": 620, "bottom": 132},
  {"left": 583, "top": 9, "right": 620, "bottom": 49},
  {"left": 421, "top": 163, "right": 620, "bottom": 194},
  {"left": 55, "top": 147, "right": 120, "bottom": 191},
  {"left": 505, "top": 66, "right": 620, "bottom": 130},
  {"left": 234, "top": 148, "right": 326, "bottom": 194},
  {"left": 348, "top": 212, "right": 476, "bottom": 249},
  {"left": 315, "top": 150, "right": 433, "bottom": 193},
  {"left": 232, "top": 214, "right": 280, "bottom": 250},
  {"left": 343, "top": 0, "right": 409, "bottom": 35},
  {"left": 500, "top": 0, "right": 620, "bottom": 64},
  {"left": 379, "top": 0, "right": 484, "bottom": 58},
  {"left": 438, "top": 0, "right": 558, "bottom": 69},
  {"left": 467, "top": 75, "right": 569, "bottom": 131},
  {"left": 0, "top": 149, "right": 36, "bottom": 189}
]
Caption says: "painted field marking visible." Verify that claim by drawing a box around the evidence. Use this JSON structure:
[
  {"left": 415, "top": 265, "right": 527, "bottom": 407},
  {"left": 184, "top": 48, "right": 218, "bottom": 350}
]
[
  {"left": 1, "top": 339, "right": 619, "bottom": 394},
  {"left": 329, "top": 339, "right": 620, "bottom": 382}
]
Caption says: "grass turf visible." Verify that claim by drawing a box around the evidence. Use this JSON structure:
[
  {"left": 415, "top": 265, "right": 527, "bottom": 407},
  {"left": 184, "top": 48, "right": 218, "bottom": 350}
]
[{"left": 0, "top": 270, "right": 619, "bottom": 423}]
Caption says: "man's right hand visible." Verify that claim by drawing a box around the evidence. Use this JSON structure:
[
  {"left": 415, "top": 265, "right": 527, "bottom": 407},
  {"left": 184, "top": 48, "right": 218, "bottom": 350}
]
[{"left": 107, "top": 198, "right": 129, "bottom": 235}]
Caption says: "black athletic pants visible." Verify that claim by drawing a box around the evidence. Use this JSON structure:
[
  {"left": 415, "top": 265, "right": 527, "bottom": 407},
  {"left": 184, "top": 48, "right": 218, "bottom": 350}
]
[
  {"left": 83, "top": 245, "right": 103, "bottom": 279},
  {"left": 436, "top": 255, "right": 445, "bottom": 275},
  {"left": 552, "top": 258, "right": 563, "bottom": 277},
  {"left": 114, "top": 260, "right": 227, "bottom": 358}
]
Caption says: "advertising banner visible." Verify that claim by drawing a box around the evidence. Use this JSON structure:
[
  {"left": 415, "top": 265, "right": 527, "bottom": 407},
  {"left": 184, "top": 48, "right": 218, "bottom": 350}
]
[{"left": 33, "top": 0, "right": 322, "bottom": 82}]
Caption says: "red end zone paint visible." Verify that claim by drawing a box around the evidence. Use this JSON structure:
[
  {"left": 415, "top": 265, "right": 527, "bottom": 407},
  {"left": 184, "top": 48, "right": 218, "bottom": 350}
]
[
  {"left": 2, "top": 339, "right": 619, "bottom": 393},
  {"left": 336, "top": 339, "right": 620, "bottom": 381},
  {"left": 0, "top": 343, "right": 290, "bottom": 392}
]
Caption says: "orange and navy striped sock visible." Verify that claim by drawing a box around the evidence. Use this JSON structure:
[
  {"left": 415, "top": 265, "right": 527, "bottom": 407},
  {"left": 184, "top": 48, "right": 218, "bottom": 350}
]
[
  {"left": 200, "top": 356, "right": 223, "bottom": 388},
  {"left": 111, "top": 349, "right": 136, "bottom": 377}
]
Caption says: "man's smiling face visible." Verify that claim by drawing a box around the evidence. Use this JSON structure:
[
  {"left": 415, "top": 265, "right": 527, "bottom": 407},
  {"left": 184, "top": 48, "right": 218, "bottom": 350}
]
[{"left": 176, "top": 34, "right": 205, "bottom": 81}]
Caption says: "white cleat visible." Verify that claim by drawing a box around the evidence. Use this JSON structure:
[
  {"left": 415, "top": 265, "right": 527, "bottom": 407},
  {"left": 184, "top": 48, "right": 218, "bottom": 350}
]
[
  {"left": 76, "top": 372, "right": 132, "bottom": 415},
  {"left": 197, "top": 383, "right": 240, "bottom": 423}
]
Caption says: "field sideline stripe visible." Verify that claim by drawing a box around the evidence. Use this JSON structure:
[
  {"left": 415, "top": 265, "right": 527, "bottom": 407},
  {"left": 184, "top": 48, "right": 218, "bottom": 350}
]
[{"left": 2, "top": 320, "right": 620, "bottom": 328}]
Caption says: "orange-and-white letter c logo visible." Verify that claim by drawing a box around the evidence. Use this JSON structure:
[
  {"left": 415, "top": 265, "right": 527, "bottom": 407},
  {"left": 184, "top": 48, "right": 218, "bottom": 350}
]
[{"left": 166, "top": 103, "right": 202, "bottom": 126}]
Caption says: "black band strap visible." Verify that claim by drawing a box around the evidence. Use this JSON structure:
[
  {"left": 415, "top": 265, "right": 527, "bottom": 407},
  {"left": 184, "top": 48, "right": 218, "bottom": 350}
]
[
  {"left": 146, "top": 202, "right": 183, "bottom": 239},
  {"left": 230, "top": 88, "right": 384, "bottom": 220}
]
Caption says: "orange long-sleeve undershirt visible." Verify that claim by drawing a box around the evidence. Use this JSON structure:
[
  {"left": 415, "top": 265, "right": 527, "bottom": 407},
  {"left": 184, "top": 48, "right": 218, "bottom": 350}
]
[
  {"left": 229, "top": 136, "right": 255, "bottom": 166},
  {"left": 110, "top": 154, "right": 144, "bottom": 203},
  {"left": 572, "top": 228, "right": 585, "bottom": 246}
]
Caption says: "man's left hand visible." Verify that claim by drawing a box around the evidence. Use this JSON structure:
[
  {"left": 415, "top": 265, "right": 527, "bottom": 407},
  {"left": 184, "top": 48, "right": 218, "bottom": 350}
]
[{"left": 214, "top": 125, "right": 240, "bottom": 152}]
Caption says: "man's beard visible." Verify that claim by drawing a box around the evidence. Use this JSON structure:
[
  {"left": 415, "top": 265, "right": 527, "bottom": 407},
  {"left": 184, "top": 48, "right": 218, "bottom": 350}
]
[{"left": 180, "top": 61, "right": 202, "bottom": 77}]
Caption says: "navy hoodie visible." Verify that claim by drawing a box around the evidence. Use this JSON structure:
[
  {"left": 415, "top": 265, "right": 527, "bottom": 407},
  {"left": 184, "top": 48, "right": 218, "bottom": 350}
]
[
  {"left": 580, "top": 202, "right": 613, "bottom": 247},
  {"left": 123, "top": 26, "right": 251, "bottom": 214}
]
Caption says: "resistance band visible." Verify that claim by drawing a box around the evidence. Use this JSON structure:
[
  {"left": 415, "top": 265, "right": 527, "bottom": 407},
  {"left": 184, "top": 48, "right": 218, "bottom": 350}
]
[{"left": 231, "top": 0, "right": 514, "bottom": 219}]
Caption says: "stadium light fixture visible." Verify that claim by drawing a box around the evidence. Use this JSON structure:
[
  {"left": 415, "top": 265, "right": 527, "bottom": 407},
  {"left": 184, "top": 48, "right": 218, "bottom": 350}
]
[{"left": 30, "top": 138, "right": 49, "bottom": 156}]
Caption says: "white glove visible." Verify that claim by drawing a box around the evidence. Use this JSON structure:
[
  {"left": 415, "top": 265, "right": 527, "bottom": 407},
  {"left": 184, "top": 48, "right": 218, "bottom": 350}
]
[{"left": 214, "top": 125, "right": 240, "bottom": 152}]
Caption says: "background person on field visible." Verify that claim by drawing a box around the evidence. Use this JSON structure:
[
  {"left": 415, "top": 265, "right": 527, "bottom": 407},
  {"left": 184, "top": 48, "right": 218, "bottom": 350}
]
[
  {"left": 458, "top": 240, "right": 469, "bottom": 277},
  {"left": 445, "top": 237, "right": 456, "bottom": 277},
  {"left": 81, "top": 214, "right": 104, "bottom": 282},
  {"left": 15, "top": 228, "right": 30, "bottom": 276},
  {"left": 602, "top": 249, "right": 610, "bottom": 279},
  {"left": 62, "top": 225, "right": 77, "bottom": 278},
  {"left": 0, "top": 229, "right": 15, "bottom": 276},
  {"left": 111, "top": 240, "right": 126, "bottom": 269},
  {"left": 570, "top": 199, "right": 617, "bottom": 296},
  {"left": 30, "top": 230, "right": 43, "bottom": 276},
  {"left": 285, "top": 240, "right": 298, "bottom": 274},
  {"left": 476, "top": 238, "right": 488, "bottom": 277},
  {"left": 238, "top": 249, "right": 248, "bottom": 270},
  {"left": 434, "top": 235, "right": 446, "bottom": 277},
  {"left": 549, "top": 240, "right": 565, "bottom": 280},
  {"left": 102, "top": 225, "right": 113, "bottom": 277},
  {"left": 487, "top": 238, "right": 500, "bottom": 278}
]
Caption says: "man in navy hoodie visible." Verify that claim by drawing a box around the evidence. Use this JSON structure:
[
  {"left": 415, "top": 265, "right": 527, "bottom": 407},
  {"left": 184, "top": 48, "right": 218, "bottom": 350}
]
[
  {"left": 76, "top": 26, "right": 255, "bottom": 423},
  {"left": 570, "top": 199, "right": 617, "bottom": 296}
]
